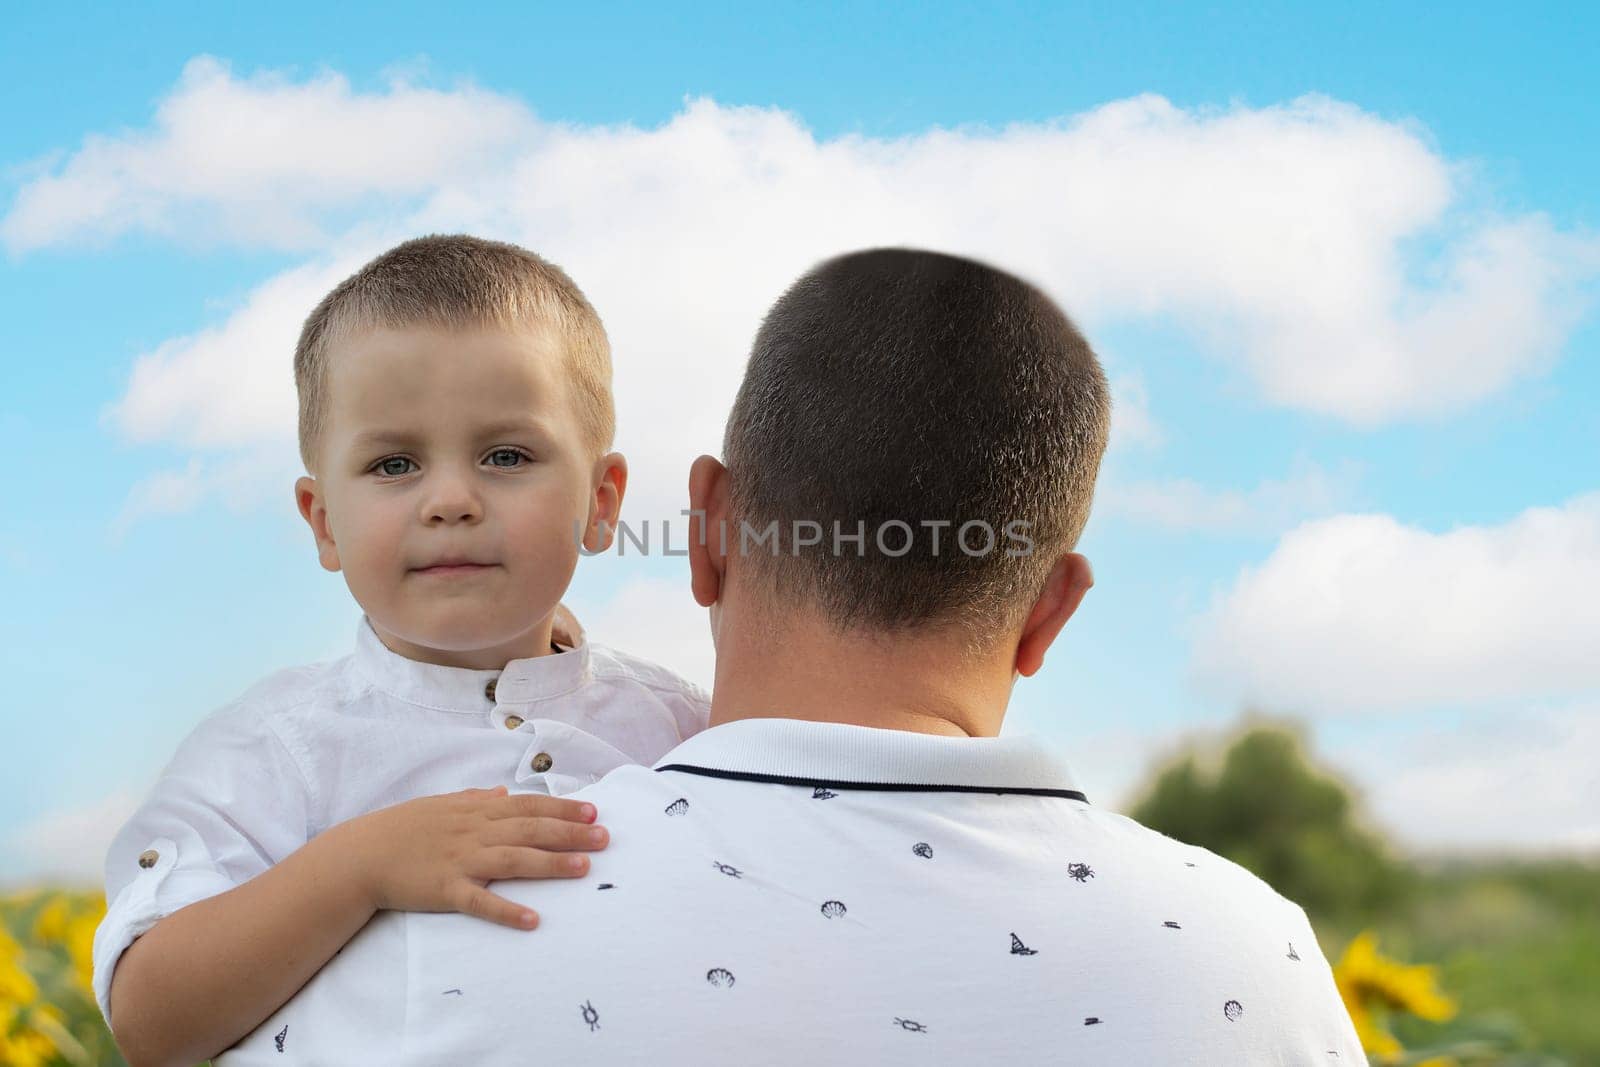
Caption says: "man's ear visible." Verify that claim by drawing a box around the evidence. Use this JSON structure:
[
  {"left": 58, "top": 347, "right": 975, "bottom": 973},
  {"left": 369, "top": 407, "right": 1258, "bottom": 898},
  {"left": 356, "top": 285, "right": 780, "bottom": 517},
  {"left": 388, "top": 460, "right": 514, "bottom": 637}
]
[
  {"left": 295, "top": 476, "right": 341, "bottom": 573},
  {"left": 687, "top": 455, "right": 729, "bottom": 608},
  {"left": 1014, "top": 553, "right": 1094, "bottom": 677},
  {"left": 583, "top": 452, "right": 629, "bottom": 553}
]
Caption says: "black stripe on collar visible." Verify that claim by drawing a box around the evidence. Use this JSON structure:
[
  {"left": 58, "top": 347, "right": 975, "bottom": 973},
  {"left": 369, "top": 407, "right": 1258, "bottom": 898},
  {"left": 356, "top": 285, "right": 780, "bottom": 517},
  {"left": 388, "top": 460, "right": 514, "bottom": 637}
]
[{"left": 655, "top": 763, "right": 1089, "bottom": 802}]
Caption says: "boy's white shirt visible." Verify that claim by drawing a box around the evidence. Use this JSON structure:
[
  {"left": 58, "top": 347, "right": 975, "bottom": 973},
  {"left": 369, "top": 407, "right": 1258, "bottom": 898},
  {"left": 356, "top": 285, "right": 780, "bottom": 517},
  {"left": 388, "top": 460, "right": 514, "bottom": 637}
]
[{"left": 92, "top": 605, "right": 711, "bottom": 1021}]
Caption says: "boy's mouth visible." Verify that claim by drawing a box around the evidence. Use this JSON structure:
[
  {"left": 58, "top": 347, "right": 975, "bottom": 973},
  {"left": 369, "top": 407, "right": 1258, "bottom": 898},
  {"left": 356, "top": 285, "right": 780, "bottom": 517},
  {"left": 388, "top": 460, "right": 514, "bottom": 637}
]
[{"left": 412, "top": 557, "right": 497, "bottom": 575}]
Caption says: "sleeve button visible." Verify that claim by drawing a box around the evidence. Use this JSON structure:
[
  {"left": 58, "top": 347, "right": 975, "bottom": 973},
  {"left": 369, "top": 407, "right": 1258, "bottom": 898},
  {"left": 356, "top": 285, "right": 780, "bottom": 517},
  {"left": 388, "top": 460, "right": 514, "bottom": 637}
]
[
  {"left": 484, "top": 678, "right": 498, "bottom": 701},
  {"left": 504, "top": 715, "right": 524, "bottom": 730},
  {"left": 137, "top": 849, "right": 160, "bottom": 869},
  {"left": 530, "top": 752, "right": 553, "bottom": 773}
]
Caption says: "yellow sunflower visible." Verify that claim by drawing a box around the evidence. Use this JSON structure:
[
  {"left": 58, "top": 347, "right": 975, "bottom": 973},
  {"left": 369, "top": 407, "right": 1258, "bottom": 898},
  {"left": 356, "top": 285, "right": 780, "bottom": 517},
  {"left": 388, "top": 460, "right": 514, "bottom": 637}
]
[
  {"left": 1334, "top": 930, "right": 1457, "bottom": 1062},
  {"left": 64, "top": 904, "right": 103, "bottom": 997},
  {"left": 0, "top": 927, "right": 40, "bottom": 1008},
  {"left": 30, "top": 896, "right": 70, "bottom": 945},
  {"left": 0, "top": 1002, "right": 61, "bottom": 1067}
]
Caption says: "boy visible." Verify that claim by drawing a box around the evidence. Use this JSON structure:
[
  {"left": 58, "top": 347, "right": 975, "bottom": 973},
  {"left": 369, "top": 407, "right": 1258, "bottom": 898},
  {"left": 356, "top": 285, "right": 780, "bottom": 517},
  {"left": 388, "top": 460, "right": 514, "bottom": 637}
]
[{"left": 93, "top": 235, "right": 710, "bottom": 1066}]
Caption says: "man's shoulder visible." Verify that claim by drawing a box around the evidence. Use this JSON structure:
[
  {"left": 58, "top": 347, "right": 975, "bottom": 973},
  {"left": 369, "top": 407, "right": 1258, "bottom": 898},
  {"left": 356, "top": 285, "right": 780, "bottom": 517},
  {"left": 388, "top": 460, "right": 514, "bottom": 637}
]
[
  {"left": 1089, "top": 807, "right": 1309, "bottom": 917},
  {"left": 559, "top": 763, "right": 715, "bottom": 849},
  {"left": 569, "top": 761, "right": 681, "bottom": 806}
]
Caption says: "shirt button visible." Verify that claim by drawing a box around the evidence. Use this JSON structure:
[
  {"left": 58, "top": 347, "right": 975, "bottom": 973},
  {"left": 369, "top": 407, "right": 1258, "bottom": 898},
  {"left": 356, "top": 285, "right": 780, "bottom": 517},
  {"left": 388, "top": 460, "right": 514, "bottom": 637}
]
[
  {"left": 484, "top": 678, "right": 498, "bottom": 701},
  {"left": 530, "top": 752, "right": 553, "bottom": 773},
  {"left": 138, "top": 849, "right": 160, "bottom": 869},
  {"left": 504, "top": 715, "right": 524, "bottom": 730}
]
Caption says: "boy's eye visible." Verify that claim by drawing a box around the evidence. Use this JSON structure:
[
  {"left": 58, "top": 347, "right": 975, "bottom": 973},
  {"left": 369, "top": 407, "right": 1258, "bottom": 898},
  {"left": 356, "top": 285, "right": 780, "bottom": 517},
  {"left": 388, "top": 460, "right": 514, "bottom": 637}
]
[
  {"left": 370, "top": 449, "right": 531, "bottom": 477},
  {"left": 487, "top": 448, "right": 530, "bottom": 468}
]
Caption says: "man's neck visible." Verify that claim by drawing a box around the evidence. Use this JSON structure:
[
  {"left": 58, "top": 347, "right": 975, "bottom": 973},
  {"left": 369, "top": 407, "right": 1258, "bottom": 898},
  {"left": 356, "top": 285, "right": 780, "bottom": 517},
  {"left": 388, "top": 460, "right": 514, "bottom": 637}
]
[{"left": 706, "top": 606, "right": 1014, "bottom": 739}]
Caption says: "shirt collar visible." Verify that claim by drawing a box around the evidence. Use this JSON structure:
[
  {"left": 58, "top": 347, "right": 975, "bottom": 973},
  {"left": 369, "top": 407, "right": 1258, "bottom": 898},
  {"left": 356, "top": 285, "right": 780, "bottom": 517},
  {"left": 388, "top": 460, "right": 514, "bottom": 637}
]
[
  {"left": 353, "top": 605, "right": 593, "bottom": 714},
  {"left": 652, "top": 717, "right": 1086, "bottom": 801}
]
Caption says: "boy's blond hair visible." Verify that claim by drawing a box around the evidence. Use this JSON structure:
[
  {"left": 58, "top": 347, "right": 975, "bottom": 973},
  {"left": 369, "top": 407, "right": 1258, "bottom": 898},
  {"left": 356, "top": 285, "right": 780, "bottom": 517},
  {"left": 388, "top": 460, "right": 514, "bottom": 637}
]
[{"left": 294, "top": 234, "right": 614, "bottom": 473}]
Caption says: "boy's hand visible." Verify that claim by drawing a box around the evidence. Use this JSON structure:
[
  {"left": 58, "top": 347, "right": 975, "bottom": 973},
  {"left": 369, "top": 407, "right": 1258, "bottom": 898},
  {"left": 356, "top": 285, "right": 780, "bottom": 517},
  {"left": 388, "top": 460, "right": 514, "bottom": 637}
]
[{"left": 340, "top": 785, "right": 606, "bottom": 930}]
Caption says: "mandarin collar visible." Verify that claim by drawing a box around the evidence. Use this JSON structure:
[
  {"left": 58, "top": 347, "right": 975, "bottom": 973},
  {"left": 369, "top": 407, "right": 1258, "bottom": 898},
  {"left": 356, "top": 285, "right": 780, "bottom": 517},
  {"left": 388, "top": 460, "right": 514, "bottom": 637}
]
[
  {"left": 353, "top": 606, "right": 592, "bottom": 714},
  {"left": 652, "top": 717, "right": 1085, "bottom": 799}
]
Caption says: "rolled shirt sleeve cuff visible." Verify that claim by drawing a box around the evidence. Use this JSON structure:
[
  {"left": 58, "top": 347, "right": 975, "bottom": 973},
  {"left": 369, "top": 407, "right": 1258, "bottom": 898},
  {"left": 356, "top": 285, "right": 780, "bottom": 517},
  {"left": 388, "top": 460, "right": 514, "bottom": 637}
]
[{"left": 92, "top": 836, "right": 238, "bottom": 1024}]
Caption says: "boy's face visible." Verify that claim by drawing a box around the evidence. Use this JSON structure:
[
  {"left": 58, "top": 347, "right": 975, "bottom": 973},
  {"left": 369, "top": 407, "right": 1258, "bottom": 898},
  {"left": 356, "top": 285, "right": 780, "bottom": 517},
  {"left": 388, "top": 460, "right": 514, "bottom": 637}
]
[{"left": 295, "top": 324, "right": 623, "bottom": 669}]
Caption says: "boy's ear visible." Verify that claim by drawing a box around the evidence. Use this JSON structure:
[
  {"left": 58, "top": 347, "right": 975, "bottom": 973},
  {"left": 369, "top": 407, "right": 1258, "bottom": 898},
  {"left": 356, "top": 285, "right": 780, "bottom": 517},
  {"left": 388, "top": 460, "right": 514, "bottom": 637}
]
[
  {"left": 583, "top": 452, "right": 628, "bottom": 553},
  {"left": 687, "top": 455, "right": 729, "bottom": 608},
  {"left": 294, "top": 476, "right": 342, "bottom": 573},
  {"left": 1014, "top": 553, "right": 1094, "bottom": 678}
]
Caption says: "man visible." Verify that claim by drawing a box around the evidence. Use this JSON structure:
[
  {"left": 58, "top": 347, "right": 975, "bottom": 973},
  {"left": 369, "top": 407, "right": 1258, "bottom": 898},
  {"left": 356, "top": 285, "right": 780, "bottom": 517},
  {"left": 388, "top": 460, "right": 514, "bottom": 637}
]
[{"left": 223, "top": 249, "right": 1362, "bottom": 1064}]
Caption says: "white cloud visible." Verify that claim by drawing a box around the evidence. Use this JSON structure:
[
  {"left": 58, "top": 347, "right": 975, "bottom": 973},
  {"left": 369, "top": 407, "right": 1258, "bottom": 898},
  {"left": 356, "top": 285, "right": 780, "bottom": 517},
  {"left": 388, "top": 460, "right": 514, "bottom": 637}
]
[
  {"left": 1188, "top": 491, "right": 1600, "bottom": 716},
  {"left": 2, "top": 56, "right": 536, "bottom": 252},
  {"left": 103, "top": 254, "right": 365, "bottom": 450},
  {"left": 107, "top": 445, "right": 302, "bottom": 545},
  {"left": 1345, "top": 701, "right": 1600, "bottom": 853},
  {"left": 1047, "top": 705, "right": 1600, "bottom": 854},
  {"left": 1105, "top": 369, "right": 1163, "bottom": 452},
  {"left": 2, "top": 63, "right": 1590, "bottom": 532},
  {"left": 7, "top": 791, "right": 139, "bottom": 886},
  {"left": 1099, "top": 456, "right": 1365, "bottom": 536},
  {"left": 107, "top": 457, "right": 208, "bottom": 543}
]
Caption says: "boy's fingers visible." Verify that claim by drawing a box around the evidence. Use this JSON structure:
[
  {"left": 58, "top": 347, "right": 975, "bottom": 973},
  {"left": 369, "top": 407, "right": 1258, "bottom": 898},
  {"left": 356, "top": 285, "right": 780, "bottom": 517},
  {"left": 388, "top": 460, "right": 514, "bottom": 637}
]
[
  {"left": 482, "top": 817, "right": 608, "bottom": 851},
  {"left": 468, "top": 846, "right": 591, "bottom": 882},
  {"left": 452, "top": 883, "right": 540, "bottom": 930},
  {"left": 492, "top": 793, "right": 596, "bottom": 823}
]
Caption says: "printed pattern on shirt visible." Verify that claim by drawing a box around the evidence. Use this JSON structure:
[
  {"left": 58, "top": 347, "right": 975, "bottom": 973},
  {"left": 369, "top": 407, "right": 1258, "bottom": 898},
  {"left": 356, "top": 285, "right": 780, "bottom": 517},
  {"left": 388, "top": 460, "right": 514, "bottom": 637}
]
[
  {"left": 231, "top": 722, "right": 1362, "bottom": 1065},
  {"left": 401, "top": 783, "right": 1331, "bottom": 1061}
]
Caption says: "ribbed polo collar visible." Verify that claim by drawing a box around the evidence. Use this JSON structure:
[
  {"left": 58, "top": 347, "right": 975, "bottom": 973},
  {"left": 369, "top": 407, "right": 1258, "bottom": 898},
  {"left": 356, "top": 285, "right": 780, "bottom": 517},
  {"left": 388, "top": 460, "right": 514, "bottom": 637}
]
[{"left": 654, "top": 717, "right": 1086, "bottom": 800}]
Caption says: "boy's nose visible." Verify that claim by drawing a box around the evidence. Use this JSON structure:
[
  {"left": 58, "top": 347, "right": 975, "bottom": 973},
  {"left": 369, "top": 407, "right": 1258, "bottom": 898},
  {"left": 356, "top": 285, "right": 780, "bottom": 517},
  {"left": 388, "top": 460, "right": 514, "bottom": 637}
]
[{"left": 421, "top": 486, "right": 484, "bottom": 524}]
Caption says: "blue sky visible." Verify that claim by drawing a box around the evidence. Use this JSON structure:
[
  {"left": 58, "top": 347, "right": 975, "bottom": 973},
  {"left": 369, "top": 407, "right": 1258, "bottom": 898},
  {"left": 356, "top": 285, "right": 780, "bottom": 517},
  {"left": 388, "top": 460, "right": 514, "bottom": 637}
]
[{"left": 3, "top": 3, "right": 1596, "bottom": 883}]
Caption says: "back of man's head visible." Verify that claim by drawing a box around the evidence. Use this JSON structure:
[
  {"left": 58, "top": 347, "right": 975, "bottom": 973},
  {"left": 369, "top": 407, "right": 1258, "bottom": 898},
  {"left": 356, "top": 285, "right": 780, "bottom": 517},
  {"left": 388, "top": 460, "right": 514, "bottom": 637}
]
[{"left": 722, "top": 248, "right": 1111, "bottom": 641}]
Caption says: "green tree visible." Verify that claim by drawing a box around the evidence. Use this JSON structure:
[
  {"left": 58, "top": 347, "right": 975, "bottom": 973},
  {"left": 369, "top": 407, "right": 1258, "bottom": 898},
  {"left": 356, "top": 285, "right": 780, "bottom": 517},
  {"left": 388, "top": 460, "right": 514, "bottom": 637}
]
[{"left": 1128, "top": 721, "right": 1410, "bottom": 924}]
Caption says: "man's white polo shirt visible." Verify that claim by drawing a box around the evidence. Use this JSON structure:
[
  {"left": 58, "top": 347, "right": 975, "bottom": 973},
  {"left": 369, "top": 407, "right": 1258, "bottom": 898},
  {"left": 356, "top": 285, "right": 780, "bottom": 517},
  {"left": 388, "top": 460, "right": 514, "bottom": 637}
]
[
  {"left": 221, "top": 717, "right": 1363, "bottom": 1065},
  {"left": 93, "top": 610, "right": 709, "bottom": 1022}
]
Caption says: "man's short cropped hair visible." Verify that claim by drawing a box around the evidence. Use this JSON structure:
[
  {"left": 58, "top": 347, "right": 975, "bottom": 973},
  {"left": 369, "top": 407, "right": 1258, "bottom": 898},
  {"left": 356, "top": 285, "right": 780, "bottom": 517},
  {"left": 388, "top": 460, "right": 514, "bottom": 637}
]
[
  {"left": 722, "top": 248, "right": 1111, "bottom": 639},
  {"left": 294, "top": 234, "right": 613, "bottom": 472}
]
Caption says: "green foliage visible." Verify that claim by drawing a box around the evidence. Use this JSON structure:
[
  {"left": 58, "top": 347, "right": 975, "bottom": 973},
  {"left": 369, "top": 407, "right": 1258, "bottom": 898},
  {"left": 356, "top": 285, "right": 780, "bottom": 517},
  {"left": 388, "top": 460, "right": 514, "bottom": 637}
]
[
  {"left": 1392, "top": 861, "right": 1600, "bottom": 1063},
  {"left": 1126, "top": 721, "right": 1600, "bottom": 1064},
  {"left": 1128, "top": 722, "right": 1411, "bottom": 922}
]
